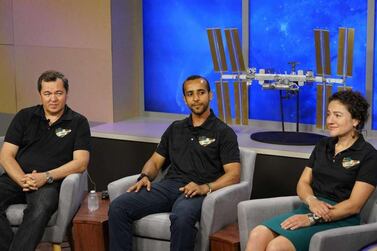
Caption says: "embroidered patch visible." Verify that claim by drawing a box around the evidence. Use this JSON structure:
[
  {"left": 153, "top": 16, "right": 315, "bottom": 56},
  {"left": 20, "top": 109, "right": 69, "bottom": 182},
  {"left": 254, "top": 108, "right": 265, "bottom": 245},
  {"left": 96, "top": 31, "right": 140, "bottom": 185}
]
[
  {"left": 342, "top": 157, "right": 360, "bottom": 169},
  {"left": 55, "top": 128, "right": 72, "bottom": 138},
  {"left": 198, "top": 136, "right": 216, "bottom": 147}
]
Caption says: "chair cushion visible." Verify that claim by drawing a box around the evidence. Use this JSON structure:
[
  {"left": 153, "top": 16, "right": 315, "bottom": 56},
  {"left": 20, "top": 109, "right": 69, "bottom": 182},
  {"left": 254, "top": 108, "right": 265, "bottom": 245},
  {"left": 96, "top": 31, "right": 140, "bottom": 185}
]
[
  {"left": 133, "top": 213, "right": 172, "bottom": 240},
  {"left": 6, "top": 204, "right": 57, "bottom": 227},
  {"left": 133, "top": 212, "right": 199, "bottom": 241}
]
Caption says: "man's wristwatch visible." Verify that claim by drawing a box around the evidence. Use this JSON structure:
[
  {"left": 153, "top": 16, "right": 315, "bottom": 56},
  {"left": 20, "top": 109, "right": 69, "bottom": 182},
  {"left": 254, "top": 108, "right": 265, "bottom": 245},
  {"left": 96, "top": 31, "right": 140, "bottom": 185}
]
[
  {"left": 206, "top": 183, "right": 212, "bottom": 194},
  {"left": 137, "top": 173, "right": 151, "bottom": 182},
  {"left": 45, "top": 171, "right": 54, "bottom": 184}
]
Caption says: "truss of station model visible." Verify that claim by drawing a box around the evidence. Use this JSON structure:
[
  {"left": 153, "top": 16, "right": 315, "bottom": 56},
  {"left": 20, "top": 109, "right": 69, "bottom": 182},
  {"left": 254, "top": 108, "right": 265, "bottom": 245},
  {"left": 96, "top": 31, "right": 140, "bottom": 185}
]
[{"left": 207, "top": 27, "right": 354, "bottom": 128}]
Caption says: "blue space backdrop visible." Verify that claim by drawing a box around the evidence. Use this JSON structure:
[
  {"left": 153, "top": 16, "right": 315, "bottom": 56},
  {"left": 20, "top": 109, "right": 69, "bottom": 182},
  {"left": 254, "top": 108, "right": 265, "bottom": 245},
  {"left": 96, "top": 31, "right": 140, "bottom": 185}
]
[
  {"left": 249, "top": 0, "right": 367, "bottom": 124},
  {"left": 143, "top": 0, "right": 242, "bottom": 115},
  {"left": 143, "top": 0, "right": 371, "bottom": 128}
]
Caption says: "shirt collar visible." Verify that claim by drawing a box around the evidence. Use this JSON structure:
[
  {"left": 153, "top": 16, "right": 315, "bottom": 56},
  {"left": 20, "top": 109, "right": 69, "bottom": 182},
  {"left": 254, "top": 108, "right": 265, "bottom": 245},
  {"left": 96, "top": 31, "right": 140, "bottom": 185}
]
[
  {"left": 186, "top": 109, "right": 216, "bottom": 130},
  {"left": 33, "top": 105, "right": 73, "bottom": 121},
  {"left": 349, "top": 134, "right": 366, "bottom": 150},
  {"left": 327, "top": 134, "right": 366, "bottom": 152}
]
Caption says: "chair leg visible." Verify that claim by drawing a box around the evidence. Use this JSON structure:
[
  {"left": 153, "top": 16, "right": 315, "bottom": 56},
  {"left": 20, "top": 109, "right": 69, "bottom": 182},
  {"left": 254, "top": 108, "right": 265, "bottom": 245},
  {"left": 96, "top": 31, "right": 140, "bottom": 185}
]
[{"left": 52, "top": 244, "right": 62, "bottom": 251}]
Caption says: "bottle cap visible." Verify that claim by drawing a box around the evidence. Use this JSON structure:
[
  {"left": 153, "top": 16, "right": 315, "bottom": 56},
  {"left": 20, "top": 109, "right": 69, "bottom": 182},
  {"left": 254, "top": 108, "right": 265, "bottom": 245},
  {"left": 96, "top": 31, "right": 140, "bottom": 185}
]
[{"left": 90, "top": 190, "right": 96, "bottom": 193}]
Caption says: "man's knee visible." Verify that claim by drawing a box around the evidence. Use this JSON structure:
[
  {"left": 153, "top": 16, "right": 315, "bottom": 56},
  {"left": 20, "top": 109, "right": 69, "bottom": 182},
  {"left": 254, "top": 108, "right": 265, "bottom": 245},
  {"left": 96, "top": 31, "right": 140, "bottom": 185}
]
[
  {"left": 170, "top": 206, "right": 199, "bottom": 228},
  {"left": 109, "top": 197, "right": 125, "bottom": 219},
  {"left": 109, "top": 194, "right": 135, "bottom": 222},
  {"left": 170, "top": 197, "right": 202, "bottom": 226},
  {"left": 23, "top": 200, "right": 57, "bottom": 223}
]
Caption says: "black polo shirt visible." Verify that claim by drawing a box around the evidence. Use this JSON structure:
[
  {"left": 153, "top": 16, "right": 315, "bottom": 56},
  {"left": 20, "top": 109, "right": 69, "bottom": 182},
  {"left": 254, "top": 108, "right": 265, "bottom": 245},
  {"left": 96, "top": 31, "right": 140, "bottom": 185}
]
[
  {"left": 156, "top": 110, "right": 240, "bottom": 184},
  {"left": 4, "top": 105, "right": 91, "bottom": 174},
  {"left": 308, "top": 135, "right": 377, "bottom": 202}
]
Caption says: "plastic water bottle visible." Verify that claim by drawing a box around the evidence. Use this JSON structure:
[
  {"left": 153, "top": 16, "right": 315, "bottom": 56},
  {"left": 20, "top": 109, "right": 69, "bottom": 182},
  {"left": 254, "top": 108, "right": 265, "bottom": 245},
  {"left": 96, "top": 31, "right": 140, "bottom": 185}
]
[{"left": 88, "top": 190, "right": 99, "bottom": 212}]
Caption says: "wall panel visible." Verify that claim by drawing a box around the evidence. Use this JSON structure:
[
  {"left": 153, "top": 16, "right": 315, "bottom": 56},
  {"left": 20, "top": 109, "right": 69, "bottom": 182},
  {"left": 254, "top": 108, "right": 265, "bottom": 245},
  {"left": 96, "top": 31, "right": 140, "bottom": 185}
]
[
  {"left": 0, "top": 45, "right": 16, "bottom": 113},
  {"left": 0, "top": 0, "right": 13, "bottom": 44},
  {"left": 111, "top": 0, "right": 143, "bottom": 121},
  {"left": 14, "top": 46, "right": 113, "bottom": 122},
  {"left": 12, "top": 0, "right": 111, "bottom": 49}
]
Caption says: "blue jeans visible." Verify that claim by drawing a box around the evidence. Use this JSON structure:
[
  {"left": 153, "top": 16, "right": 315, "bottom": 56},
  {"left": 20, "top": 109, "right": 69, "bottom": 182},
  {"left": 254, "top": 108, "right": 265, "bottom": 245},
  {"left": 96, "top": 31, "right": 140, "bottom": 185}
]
[
  {"left": 108, "top": 179, "right": 205, "bottom": 251},
  {"left": 0, "top": 174, "right": 60, "bottom": 251}
]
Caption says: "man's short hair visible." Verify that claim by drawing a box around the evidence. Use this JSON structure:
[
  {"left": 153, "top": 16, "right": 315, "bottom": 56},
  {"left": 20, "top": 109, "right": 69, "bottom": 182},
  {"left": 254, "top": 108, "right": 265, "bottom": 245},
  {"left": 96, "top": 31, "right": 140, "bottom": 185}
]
[
  {"left": 37, "top": 70, "right": 69, "bottom": 93},
  {"left": 182, "top": 75, "right": 211, "bottom": 95}
]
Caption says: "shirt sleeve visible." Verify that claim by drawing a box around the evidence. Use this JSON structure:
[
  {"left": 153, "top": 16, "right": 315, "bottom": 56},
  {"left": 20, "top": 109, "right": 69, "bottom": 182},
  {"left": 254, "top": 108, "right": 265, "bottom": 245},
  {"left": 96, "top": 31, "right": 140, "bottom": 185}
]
[
  {"left": 219, "top": 127, "right": 240, "bottom": 165},
  {"left": 73, "top": 116, "right": 91, "bottom": 152},
  {"left": 356, "top": 148, "right": 377, "bottom": 186},
  {"left": 155, "top": 124, "right": 172, "bottom": 159},
  {"left": 307, "top": 139, "right": 324, "bottom": 169},
  {"left": 4, "top": 110, "right": 26, "bottom": 146},
  {"left": 307, "top": 147, "right": 316, "bottom": 168}
]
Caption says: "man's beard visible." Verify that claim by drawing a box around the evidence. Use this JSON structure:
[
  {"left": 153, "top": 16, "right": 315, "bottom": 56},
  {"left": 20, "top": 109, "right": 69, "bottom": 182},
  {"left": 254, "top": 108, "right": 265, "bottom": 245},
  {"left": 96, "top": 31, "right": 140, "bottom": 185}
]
[{"left": 189, "top": 102, "right": 209, "bottom": 116}]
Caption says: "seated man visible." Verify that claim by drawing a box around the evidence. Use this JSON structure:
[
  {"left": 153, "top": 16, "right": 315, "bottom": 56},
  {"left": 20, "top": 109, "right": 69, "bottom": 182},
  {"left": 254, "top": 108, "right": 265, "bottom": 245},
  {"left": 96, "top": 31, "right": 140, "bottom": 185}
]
[
  {"left": 109, "top": 75, "right": 241, "bottom": 251},
  {"left": 0, "top": 70, "right": 91, "bottom": 251}
]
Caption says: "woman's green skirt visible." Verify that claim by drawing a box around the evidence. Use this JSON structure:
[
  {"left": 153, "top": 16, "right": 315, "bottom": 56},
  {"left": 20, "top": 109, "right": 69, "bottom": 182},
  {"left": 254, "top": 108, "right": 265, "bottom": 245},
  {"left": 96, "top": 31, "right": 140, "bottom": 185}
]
[{"left": 262, "top": 198, "right": 360, "bottom": 251}]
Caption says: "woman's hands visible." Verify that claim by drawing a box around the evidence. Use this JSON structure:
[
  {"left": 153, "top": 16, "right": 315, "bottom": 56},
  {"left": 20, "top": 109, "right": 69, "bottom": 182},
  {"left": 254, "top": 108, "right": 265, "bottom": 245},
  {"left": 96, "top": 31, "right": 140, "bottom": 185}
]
[
  {"left": 306, "top": 196, "right": 333, "bottom": 222},
  {"left": 281, "top": 214, "right": 312, "bottom": 230}
]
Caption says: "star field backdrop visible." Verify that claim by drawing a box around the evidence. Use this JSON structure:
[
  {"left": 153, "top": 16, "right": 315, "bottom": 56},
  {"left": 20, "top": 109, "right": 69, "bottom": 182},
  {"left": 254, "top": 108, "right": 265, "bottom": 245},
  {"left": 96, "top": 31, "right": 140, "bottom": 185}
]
[
  {"left": 143, "top": 0, "right": 242, "bottom": 115},
  {"left": 143, "top": 0, "right": 373, "bottom": 128}
]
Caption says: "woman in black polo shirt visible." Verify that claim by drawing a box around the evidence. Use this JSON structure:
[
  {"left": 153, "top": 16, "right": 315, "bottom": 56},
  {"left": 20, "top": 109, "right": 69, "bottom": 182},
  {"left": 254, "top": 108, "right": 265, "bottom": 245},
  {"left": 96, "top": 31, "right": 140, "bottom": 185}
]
[{"left": 246, "top": 90, "right": 377, "bottom": 251}]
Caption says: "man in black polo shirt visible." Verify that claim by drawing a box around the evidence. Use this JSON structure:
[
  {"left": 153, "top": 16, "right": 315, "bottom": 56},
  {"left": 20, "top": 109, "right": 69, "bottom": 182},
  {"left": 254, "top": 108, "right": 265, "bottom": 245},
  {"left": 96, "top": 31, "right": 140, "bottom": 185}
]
[
  {"left": 109, "top": 75, "right": 241, "bottom": 251},
  {"left": 0, "top": 70, "right": 91, "bottom": 251}
]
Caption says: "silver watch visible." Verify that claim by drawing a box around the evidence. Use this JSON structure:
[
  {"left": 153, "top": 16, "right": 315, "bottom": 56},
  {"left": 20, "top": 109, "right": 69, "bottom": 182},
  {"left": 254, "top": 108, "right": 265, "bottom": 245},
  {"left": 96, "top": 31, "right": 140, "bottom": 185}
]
[
  {"left": 307, "top": 213, "right": 316, "bottom": 225},
  {"left": 45, "top": 171, "right": 54, "bottom": 184},
  {"left": 307, "top": 213, "right": 323, "bottom": 225}
]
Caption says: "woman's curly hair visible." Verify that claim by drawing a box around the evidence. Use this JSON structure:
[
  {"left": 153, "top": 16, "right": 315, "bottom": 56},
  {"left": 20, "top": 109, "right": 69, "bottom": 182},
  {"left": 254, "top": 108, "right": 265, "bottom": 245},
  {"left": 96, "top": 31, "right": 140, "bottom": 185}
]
[{"left": 328, "top": 90, "right": 369, "bottom": 131}]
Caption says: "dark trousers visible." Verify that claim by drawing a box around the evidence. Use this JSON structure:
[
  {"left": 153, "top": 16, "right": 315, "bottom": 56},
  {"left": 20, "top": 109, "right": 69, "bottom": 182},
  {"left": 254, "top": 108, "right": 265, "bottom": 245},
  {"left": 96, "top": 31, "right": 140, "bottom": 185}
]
[
  {"left": 0, "top": 174, "right": 60, "bottom": 251},
  {"left": 108, "top": 179, "right": 205, "bottom": 251}
]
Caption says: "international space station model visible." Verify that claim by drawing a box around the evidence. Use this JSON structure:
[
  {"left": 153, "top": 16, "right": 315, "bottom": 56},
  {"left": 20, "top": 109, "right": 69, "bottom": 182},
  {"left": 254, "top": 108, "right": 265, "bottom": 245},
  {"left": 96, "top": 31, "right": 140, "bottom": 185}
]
[{"left": 207, "top": 27, "right": 355, "bottom": 130}]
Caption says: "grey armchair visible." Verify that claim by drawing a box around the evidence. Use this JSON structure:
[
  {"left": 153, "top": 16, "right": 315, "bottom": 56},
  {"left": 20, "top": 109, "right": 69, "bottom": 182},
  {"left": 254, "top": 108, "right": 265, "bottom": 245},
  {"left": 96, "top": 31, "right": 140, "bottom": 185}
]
[
  {"left": 238, "top": 190, "right": 377, "bottom": 251},
  {"left": 0, "top": 137, "right": 88, "bottom": 251},
  {"left": 108, "top": 147, "right": 257, "bottom": 251}
]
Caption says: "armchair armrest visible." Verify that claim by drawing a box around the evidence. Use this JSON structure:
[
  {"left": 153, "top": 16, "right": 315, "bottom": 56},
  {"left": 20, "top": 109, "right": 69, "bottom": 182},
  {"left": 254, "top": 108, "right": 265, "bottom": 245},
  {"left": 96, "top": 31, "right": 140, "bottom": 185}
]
[
  {"left": 50, "top": 171, "right": 87, "bottom": 243},
  {"left": 238, "top": 196, "right": 301, "bottom": 251},
  {"left": 108, "top": 175, "right": 138, "bottom": 201},
  {"left": 0, "top": 137, "right": 4, "bottom": 175},
  {"left": 309, "top": 222, "right": 377, "bottom": 251},
  {"left": 199, "top": 181, "right": 250, "bottom": 250}
]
